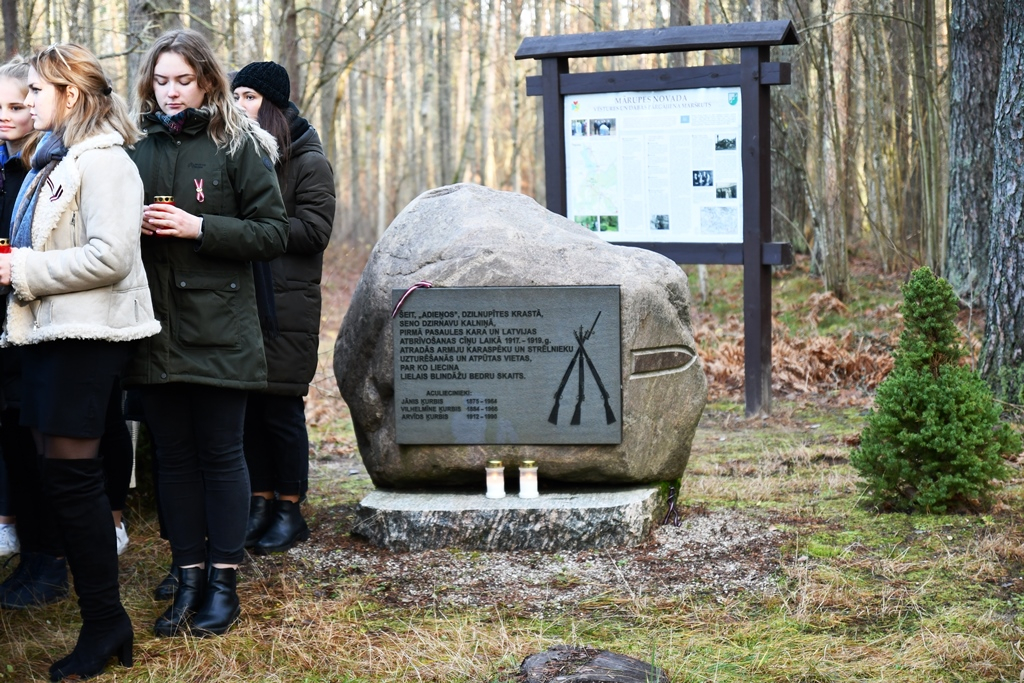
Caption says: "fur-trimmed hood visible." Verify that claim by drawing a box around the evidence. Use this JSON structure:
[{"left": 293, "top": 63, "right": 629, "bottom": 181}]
[{"left": 23, "top": 132, "right": 125, "bottom": 251}]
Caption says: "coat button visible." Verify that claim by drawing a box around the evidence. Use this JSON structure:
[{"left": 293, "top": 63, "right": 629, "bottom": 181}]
[
  {"left": 176, "top": 141, "right": 181, "bottom": 146},
  {"left": 180, "top": 281, "right": 187, "bottom": 287},
  {"left": 160, "top": 372, "right": 167, "bottom": 379},
  {"left": 230, "top": 283, "right": 237, "bottom": 289}
]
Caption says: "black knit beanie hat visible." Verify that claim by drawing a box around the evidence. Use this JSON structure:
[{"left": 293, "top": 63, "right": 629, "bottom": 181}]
[{"left": 232, "top": 61, "right": 290, "bottom": 109}]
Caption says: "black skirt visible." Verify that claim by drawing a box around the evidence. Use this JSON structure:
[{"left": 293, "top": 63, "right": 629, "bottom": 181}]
[{"left": 20, "top": 339, "right": 137, "bottom": 438}]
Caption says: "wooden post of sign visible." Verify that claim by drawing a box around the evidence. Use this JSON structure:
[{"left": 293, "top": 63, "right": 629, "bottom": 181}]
[
  {"left": 741, "top": 45, "right": 773, "bottom": 415},
  {"left": 516, "top": 21, "right": 798, "bottom": 417},
  {"left": 541, "top": 57, "right": 569, "bottom": 216}
]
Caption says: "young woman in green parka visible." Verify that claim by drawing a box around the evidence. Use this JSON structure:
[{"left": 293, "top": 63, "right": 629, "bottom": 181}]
[{"left": 125, "top": 29, "right": 288, "bottom": 638}]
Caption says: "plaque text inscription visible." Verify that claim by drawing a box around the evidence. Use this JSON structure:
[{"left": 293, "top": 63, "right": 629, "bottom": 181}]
[{"left": 392, "top": 286, "right": 621, "bottom": 444}]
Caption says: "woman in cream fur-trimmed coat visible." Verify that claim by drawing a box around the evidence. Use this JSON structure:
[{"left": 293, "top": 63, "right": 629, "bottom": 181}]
[
  {"left": 3, "top": 130, "right": 160, "bottom": 345},
  {"left": 0, "top": 44, "right": 158, "bottom": 682}
]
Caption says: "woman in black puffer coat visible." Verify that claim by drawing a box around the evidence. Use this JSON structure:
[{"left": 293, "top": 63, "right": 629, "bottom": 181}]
[{"left": 232, "top": 62, "right": 336, "bottom": 554}]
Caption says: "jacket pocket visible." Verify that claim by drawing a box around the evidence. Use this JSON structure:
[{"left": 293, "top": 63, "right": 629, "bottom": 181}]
[{"left": 172, "top": 270, "right": 240, "bottom": 348}]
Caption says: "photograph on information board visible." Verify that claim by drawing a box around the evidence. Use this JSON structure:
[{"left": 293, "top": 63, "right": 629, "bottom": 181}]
[{"left": 564, "top": 87, "right": 742, "bottom": 244}]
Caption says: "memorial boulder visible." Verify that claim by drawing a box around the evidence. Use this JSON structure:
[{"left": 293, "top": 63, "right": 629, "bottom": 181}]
[{"left": 335, "top": 183, "right": 706, "bottom": 488}]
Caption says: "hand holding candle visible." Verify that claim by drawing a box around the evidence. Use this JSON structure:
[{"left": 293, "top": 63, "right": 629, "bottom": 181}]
[
  {"left": 142, "top": 198, "right": 203, "bottom": 239},
  {"left": 0, "top": 239, "right": 11, "bottom": 287}
]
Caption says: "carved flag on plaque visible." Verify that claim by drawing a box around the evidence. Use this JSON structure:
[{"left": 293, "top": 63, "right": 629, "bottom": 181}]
[{"left": 392, "top": 286, "right": 621, "bottom": 445}]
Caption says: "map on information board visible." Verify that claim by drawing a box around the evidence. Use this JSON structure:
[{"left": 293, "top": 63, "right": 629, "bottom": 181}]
[{"left": 565, "top": 87, "right": 742, "bottom": 244}]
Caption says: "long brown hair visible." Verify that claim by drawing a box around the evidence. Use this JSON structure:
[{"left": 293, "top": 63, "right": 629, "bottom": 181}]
[
  {"left": 28, "top": 43, "right": 140, "bottom": 146},
  {"left": 256, "top": 99, "right": 290, "bottom": 167},
  {"left": 133, "top": 30, "right": 276, "bottom": 159},
  {"left": 0, "top": 57, "right": 44, "bottom": 167}
]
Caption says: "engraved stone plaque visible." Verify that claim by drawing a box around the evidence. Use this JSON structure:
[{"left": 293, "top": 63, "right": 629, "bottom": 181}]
[{"left": 393, "top": 286, "right": 621, "bottom": 444}]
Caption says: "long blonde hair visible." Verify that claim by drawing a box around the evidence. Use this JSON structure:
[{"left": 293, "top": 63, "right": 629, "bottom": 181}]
[
  {"left": 28, "top": 44, "right": 140, "bottom": 147},
  {"left": 0, "top": 57, "right": 43, "bottom": 167},
  {"left": 133, "top": 30, "right": 276, "bottom": 160}
]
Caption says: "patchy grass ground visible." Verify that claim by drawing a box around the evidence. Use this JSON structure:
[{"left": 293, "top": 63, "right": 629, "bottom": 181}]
[{"left": 0, "top": 251, "right": 1021, "bottom": 682}]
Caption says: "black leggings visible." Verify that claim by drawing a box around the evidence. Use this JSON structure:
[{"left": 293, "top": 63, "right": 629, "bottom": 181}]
[
  {"left": 139, "top": 384, "right": 249, "bottom": 566},
  {"left": 243, "top": 394, "right": 309, "bottom": 497}
]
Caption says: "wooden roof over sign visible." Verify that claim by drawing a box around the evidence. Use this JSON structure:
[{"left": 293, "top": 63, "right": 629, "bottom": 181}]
[{"left": 515, "top": 20, "right": 800, "bottom": 60}]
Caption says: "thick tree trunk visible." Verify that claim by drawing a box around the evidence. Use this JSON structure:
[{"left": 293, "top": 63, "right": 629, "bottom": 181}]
[
  {"left": 982, "top": 0, "right": 1024, "bottom": 403},
  {"left": 945, "top": 0, "right": 1003, "bottom": 303},
  {"left": 279, "top": 0, "right": 299, "bottom": 100}
]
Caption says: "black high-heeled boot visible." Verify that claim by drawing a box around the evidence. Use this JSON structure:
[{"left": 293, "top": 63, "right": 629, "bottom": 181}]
[
  {"left": 44, "top": 458, "right": 133, "bottom": 681},
  {"left": 191, "top": 567, "right": 240, "bottom": 636},
  {"left": 154, "top": 566, "right": 205, "bottom": 636}
]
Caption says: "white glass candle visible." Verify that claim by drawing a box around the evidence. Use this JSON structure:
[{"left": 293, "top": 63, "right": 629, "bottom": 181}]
[
  {"left": 519, "top": 460, "right": 539, "bottom": 498},
  {"left": 485, "top": 460, "right": 505, "bottom": 499}
]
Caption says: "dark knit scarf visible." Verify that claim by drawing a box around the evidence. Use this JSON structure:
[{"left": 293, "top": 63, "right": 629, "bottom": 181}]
[
  {"left": 284, "top": 103, "right": 310, "bottom": 144},
  {"left": 154, "top": 110, "right": 190, "bottom": 135},
  {"left": 10, "top": 134, "right": 68, "bottom": 249}
]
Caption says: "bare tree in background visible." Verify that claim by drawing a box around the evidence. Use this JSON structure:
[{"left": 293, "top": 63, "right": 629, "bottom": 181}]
[
  {"left": 191, "top": 0, "right": 213, "bottom": 40},
  {"left": 3, "top": 0, "right": 18, "bottom": 57},
  {"left": 127, "top": 0, "right": 182, "bottom": 76}
]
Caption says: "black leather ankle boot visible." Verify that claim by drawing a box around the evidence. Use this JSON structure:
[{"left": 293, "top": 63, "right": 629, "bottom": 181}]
[
  {"left": 153, "top": 564, "right": 181, "bottom": 601},
  {"left": 243, "top": 496, "right": 273, "bottom": 548},
  {"left": 254, "top": 500, "right": 309, "bottom": 554},
  {"left": 0, "top": 551, "right": 68, "bottom": 609},
  {"left": 153, "top": 566, "right": 205, "bottom": 637},
  {"left": 191, "top": 567, "right": 240, "bottom": 636}
]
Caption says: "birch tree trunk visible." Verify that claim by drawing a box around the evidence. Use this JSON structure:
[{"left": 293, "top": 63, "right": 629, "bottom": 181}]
[
  {"left": 481, "top": 1, "right": 498, "bottom": 187},
  {"left": 404, "top": 4, "right": 423, "bottom": 194},
  {"left": 815, "top": 0, "right": 851, "bottom": 300},
  {"left": 377, "top": 38, "right": 394, "bottom": 237},
  {"left": 945, "top": 0, "right": 1003, "bottom": 303},
  {"left": 436, "top": 0, "right": 454, "bottom": 184},
  {"left": 453, "top": 1, "right": 493, "bottom": 183},
  {"left": 981, "top": 0, "right": 1024, "bottom": 403}
]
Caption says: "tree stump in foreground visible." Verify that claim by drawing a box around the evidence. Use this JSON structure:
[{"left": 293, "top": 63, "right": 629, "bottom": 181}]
[{"left": 519, "top": 645, "right": 670, "bottom": 683}]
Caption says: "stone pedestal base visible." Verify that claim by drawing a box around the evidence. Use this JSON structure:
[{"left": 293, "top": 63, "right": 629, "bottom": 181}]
[{"left": 353, "top": 486, "right": 667, "bottom": 551}]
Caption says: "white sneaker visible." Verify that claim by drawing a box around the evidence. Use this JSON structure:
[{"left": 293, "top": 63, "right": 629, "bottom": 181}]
[
  {"left": 115, "top": 522, "right": 129, "bottom": 556},
  {"left": 0, "top": 523, "right": 19, "bottom": 557}
]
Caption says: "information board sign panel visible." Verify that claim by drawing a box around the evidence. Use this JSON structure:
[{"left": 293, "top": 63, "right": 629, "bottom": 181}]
[
  {"left": 565, "top": 87, "right": 742, "bottom": 244},
  {"left": 393, "top": 286, "right": 621, "bottom": 445}
]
